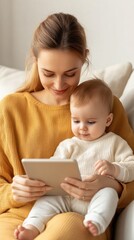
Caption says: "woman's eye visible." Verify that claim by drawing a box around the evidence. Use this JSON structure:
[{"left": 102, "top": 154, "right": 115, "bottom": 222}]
[
  {"left": 42, "top": 71, "right": 54, "bottom": 77},
  {"left": 65, "top": 73, "right": 76, "bottom": 77},
  {"left": 43, "top": 74, "right": 54, "bottom": 77}
]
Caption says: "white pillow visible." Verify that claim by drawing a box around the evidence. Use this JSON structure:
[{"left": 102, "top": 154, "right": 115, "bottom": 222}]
[
  {"left": 120, "top": 71, "right": 134, "bottom": 130},
  {"left": 90, "top": 62, "right": 133, "bottom": 98},
  {"left": 0, "top": 65, "right": 25, "bottom": 100}
]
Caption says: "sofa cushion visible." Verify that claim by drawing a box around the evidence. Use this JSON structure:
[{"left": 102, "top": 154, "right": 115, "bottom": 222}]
[
  {"left": 120, "top": 71, "right": 134, "bottom": 130},
  {"left": 0, "top": 65, "right": 25, "bottom": 100},
  {"left": 86, "top": 62, "right": 133, "bottom": 98}
]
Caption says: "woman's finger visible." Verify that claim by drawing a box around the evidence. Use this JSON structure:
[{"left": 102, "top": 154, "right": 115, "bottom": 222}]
[
  {"left": 12, "top": 185, "right": 52, "bottom": 202},
  {"left": 12, "top": 175, "right": 53, "bottom": 203},
  {"left": 12, "top": 175, "right": 46, "bottom": 187},
  {"left": 63, "top": 177, "right": 92, "bottom": 189},
  {"left": 61, "top": 179, "right": 95, "bottom": 201},
  {"left": 12, "top": 181, "right": 47, "bottom": 193}
]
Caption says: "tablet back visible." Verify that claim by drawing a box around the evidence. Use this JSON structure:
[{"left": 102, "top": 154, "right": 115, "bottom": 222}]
[{"left": 22, "top": 158, "right": 81, "bottom": 195}]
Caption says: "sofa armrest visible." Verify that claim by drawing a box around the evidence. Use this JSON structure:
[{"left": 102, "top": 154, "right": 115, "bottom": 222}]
[{"left": 114, "top": 201, "right": 134, "bottom": 240}]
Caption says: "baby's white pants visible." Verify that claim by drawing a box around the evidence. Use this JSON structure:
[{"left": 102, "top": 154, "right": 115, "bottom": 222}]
[{"left": 23, "top": 187, "right": 118, "bottom": 234}]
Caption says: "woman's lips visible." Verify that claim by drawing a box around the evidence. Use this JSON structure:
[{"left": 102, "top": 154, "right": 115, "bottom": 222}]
[{"left": 52, "top": 88, "right": 68, "bottom": 95}]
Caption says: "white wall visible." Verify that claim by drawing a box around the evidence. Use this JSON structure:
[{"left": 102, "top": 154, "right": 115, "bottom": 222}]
[{"left": 0, "top": 0, "right": 134, "bottom": 70}]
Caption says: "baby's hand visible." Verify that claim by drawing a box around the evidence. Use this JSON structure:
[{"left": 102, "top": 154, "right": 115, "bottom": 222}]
[{"left": 94, "top": 160, "right": 117, "bottom": 178}]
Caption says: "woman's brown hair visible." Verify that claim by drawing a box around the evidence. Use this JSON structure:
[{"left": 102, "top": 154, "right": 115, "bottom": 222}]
[{"left": 18, "top": 13, "right": 89, "bottom": 92}]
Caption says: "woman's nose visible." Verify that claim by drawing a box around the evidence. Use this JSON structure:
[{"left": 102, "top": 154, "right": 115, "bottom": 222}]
[{"left": 55, "top": 77, "right": 64, "bottom": 89}]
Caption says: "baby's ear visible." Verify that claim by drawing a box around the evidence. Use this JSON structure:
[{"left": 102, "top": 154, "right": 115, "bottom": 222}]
[{"left": 106, "top": 113, "right": 113, "bottom": 127}]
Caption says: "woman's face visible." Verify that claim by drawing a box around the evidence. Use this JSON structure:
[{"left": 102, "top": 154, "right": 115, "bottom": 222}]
[{"left": 37, "top": 49, "right": 83, "bottom": 105}]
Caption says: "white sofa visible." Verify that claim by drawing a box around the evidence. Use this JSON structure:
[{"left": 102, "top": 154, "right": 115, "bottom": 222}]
[{"left": 0, "top": 62, "right": 134, "bottom": 240}]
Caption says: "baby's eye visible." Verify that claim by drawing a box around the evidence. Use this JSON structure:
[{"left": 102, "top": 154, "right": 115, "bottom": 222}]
[
  {"left": 88, "top": 121, "right": 96, "bottom": 125},
  {"left": 73, "top": 120, "right": 80, "bottom": 124}
]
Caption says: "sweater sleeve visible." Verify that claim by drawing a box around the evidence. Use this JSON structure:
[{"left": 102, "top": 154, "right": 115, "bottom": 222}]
[
  {"left": 0, "top": 144, "right": 25, "bottom": 213},
  {"left": 108, "top": 96, "right": 134, "bottom": 209},
  {"left": 113, "top": 137, "right": 134, "bottom": 182},
  {"left": 108, "top": 96, "right": 134, "bottom": 151},
  {"left": 0, "top": 104, "right": 25, "bottom": 213}
]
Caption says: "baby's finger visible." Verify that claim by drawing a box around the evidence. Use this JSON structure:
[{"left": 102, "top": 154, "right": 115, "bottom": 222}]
[{"left": 94, "top": 160, "right": 104, "bottom": 170}]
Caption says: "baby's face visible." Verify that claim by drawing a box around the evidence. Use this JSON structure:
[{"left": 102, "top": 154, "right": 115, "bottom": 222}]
[{"left": 70, "top": 97, "right": 113, "bottom": 141}]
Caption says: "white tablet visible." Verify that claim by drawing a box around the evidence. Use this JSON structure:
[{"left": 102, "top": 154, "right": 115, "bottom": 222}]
[{"left": 22, "top": 158, "right": 81, "bottom": 196}]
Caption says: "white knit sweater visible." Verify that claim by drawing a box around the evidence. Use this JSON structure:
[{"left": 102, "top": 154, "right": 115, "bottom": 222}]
[{"left": 53, "top": 132, "right": 134, "bottom": 183}]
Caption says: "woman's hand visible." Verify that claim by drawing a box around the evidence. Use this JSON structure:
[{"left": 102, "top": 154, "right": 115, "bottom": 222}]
[
  {"left": 61, "top": 174, "right": 123, "bottom": 201},
  {"left": 11, "top": 175, "right": 52, "bottom": 203}
]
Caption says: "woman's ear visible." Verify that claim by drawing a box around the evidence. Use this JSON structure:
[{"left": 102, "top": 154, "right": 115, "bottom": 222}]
[
  {"left": 86, "top": 48, "right": 89, "bottom": 55},
  {"left": 106, "top": 113, "right": 113, "bottom": 127}
]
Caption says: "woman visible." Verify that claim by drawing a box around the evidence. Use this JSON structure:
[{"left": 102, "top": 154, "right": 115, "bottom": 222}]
[{"left": 0, "top": 12, "right": 134, "bottom": 240}]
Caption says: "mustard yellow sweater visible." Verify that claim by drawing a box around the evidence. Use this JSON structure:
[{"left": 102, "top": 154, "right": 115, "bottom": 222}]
[{"left": 0, "top": 92, "right": 134, "bottom": 221}]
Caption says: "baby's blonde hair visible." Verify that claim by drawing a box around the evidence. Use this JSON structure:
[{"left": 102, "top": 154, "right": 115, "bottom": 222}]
[{"left": 70, "top": 79, "right": 113, "bottom": 113}]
